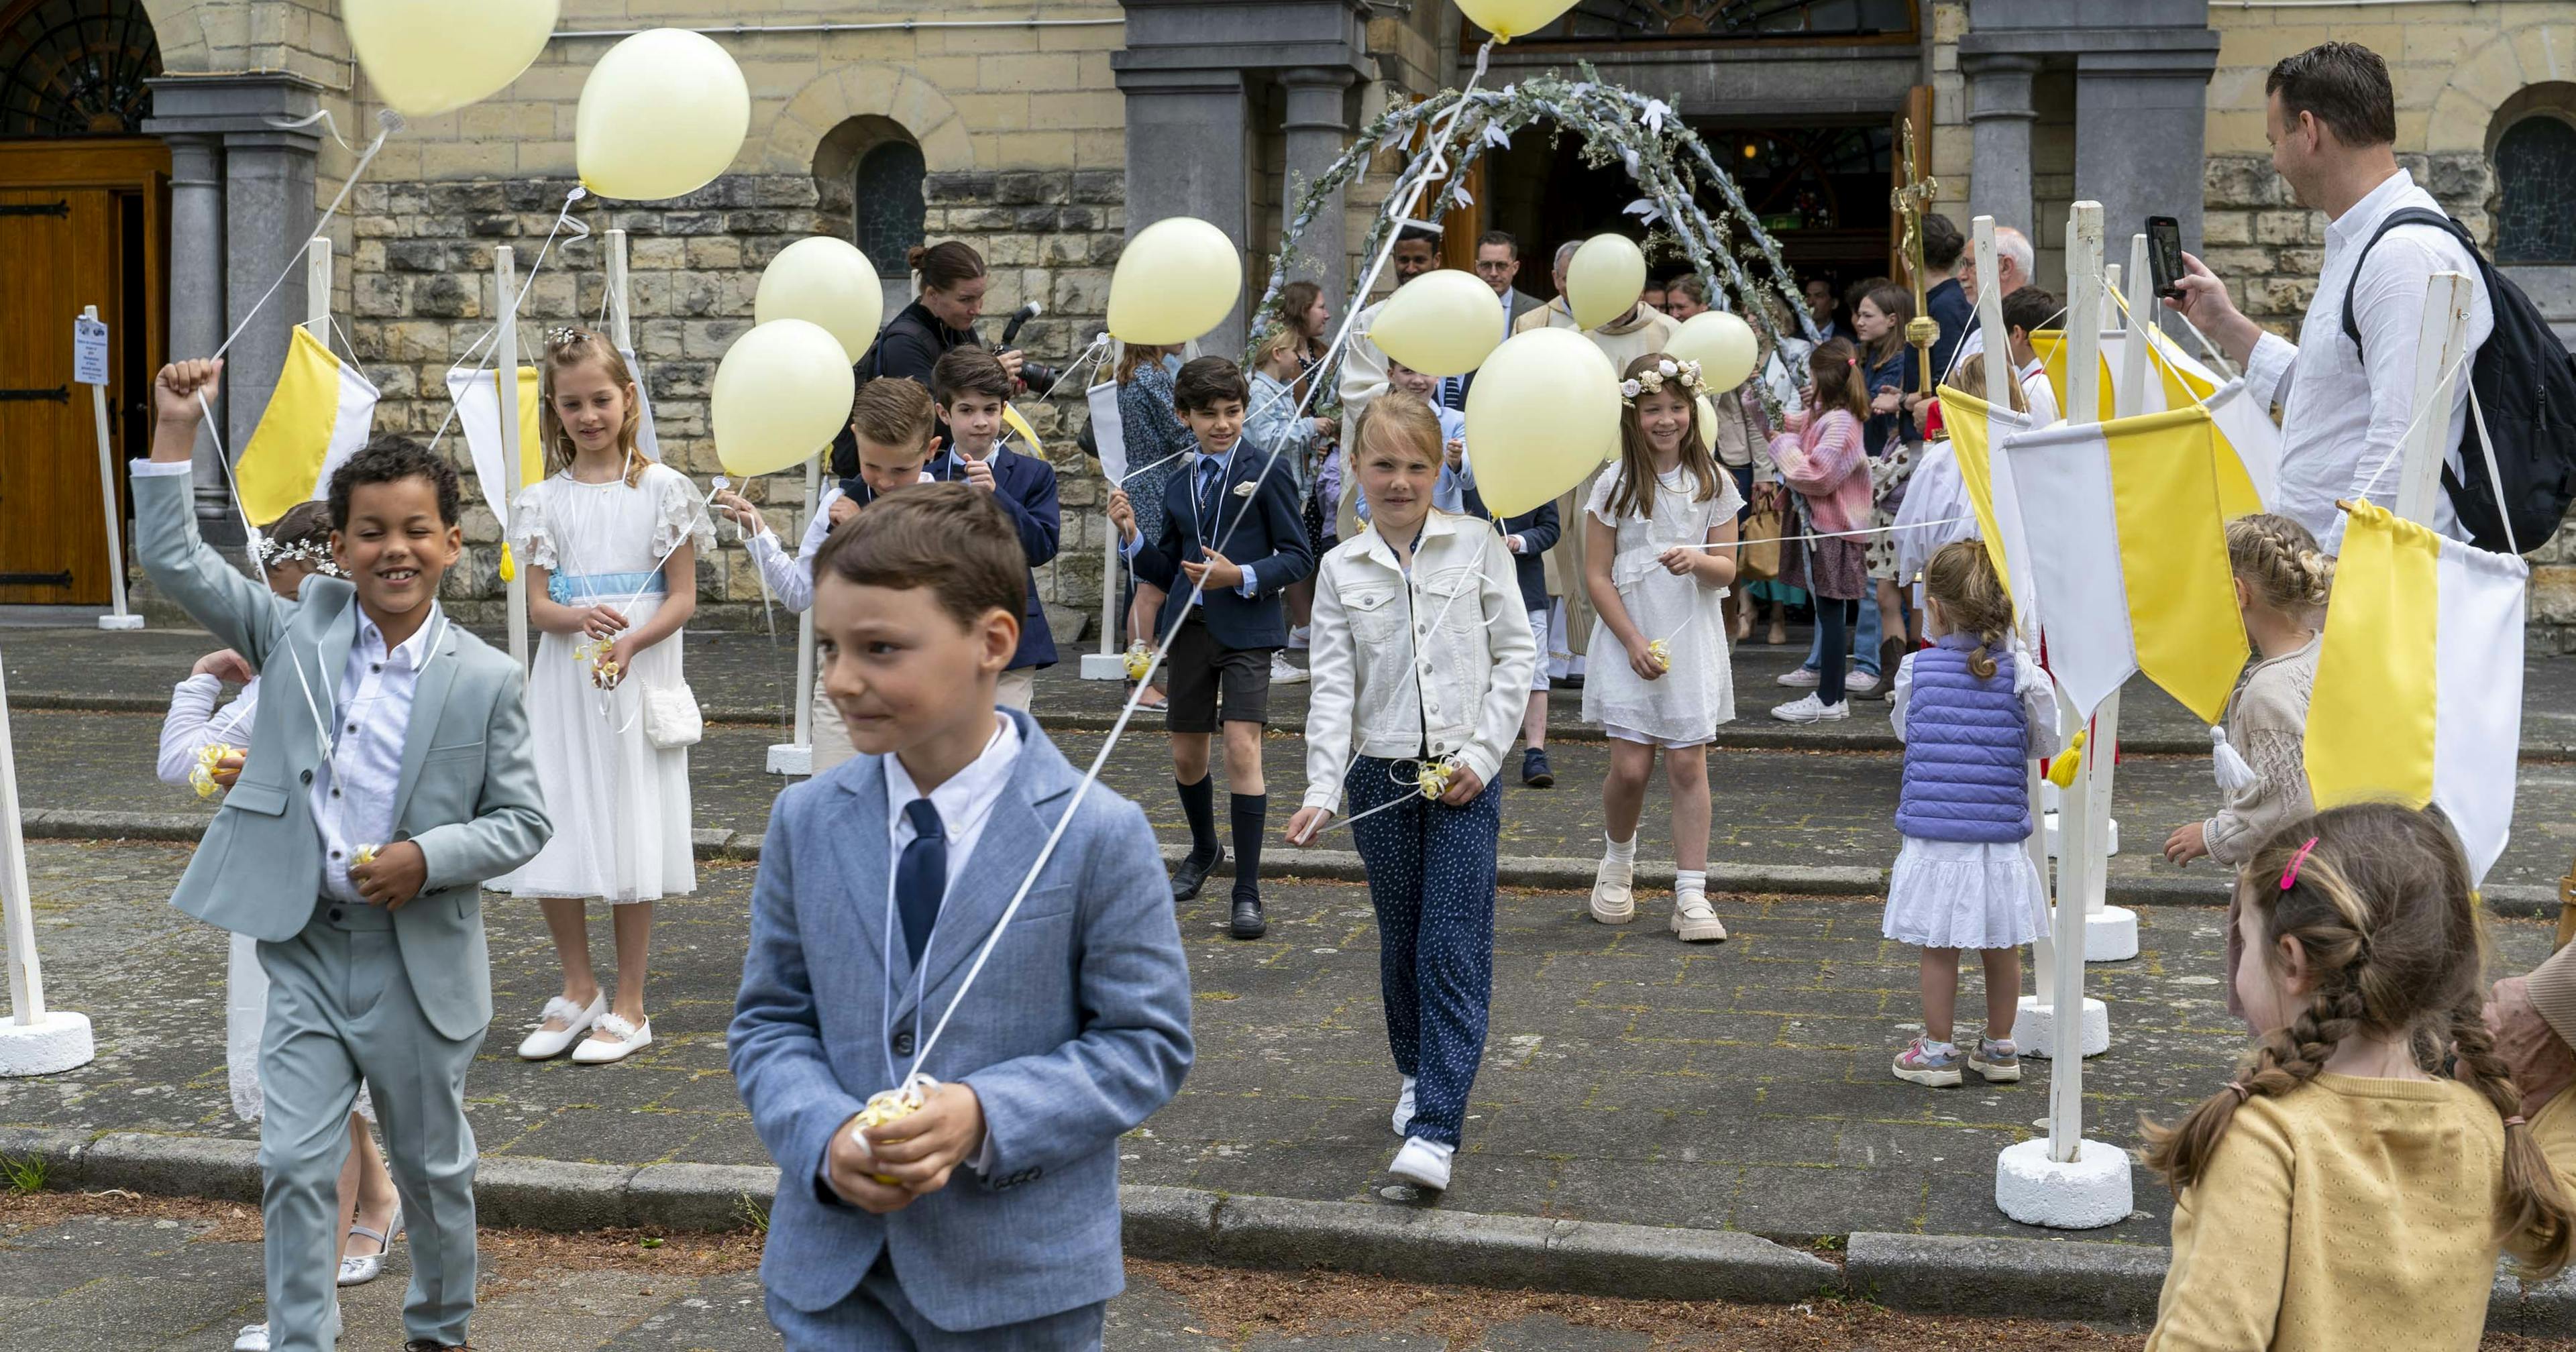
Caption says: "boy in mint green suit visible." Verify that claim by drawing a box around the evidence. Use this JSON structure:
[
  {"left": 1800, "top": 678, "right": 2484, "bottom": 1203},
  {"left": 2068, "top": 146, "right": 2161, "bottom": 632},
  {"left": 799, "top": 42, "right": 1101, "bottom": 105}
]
[{"left": 140, "top": 359, "right": 550, "bottom": 1352}]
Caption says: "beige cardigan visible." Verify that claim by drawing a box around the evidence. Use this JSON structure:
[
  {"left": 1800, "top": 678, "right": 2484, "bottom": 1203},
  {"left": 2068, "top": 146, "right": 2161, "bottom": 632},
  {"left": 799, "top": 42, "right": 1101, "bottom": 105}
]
[{"left": 2205, "top": 634, "right": 2321, "bottom": 868}]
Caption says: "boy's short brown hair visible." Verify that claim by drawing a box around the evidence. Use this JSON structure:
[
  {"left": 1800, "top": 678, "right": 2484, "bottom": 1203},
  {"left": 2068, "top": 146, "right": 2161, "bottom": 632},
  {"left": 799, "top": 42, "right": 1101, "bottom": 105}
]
[
  {"left": 815, "top": 481, "right": 1026, "bottom": 629},
  {"left": 1172, "top": 355, "right": 1250, "bottom": 412},
  {"left": 849, "top": 376, "right": 937, "bottom": 450},
  {"left": 932, "top": 346, "right": 1014, "bottom": 406}
]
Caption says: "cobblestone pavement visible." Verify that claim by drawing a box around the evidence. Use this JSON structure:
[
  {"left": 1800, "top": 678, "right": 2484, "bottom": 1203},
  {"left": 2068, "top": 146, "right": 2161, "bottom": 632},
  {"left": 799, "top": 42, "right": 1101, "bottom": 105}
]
[{"left": 4, "top": 839, "right": 2561, "bottom": 1252}]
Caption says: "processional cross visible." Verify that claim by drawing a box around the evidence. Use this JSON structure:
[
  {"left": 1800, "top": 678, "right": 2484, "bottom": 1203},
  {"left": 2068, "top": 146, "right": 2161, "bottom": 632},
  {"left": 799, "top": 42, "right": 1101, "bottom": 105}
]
[{"left": 1890, "top": 116, "right": 1940, "bottom": 398}]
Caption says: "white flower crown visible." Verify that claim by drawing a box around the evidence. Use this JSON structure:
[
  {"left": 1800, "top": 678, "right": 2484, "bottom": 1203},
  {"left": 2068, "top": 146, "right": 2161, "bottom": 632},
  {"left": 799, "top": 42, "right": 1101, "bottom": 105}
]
[
  {"left": 254, "top": 537, "right": 344, "bottom": 577},
  {"left": 1618, "top": 357, "right": 1707, "bottom": 404}
]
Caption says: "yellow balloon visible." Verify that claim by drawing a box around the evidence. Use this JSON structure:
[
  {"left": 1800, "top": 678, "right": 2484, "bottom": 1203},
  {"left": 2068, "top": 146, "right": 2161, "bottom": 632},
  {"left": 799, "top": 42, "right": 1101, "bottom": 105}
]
[
  {"left": 755, "top": 237, "right": 883, "bottom": 368},
  {"left": 1566, "top": 234, "right": 1646, "bottom": 331},
  {"left": 1669, "top": 311, "right": 1760, "bottom": 392},
  {"left": 1108, "top": 217, "right": 1242, "bottom": 345},
  {"left": 1695, "top": 394, "right": 1719, "bottom": 455},
  {"left": 1462, "top": 329, "right": 1621, "bottom": 517},
  {"left": 712, "top": 320, "right": 858, "bottom": 478},
  {"left": 345, "top": 0, "right": 557, "bottom": 116},
  {"left": 577, "top": 29, "right": 751, "bottom": 202},
  {"left": 1369, "top": 270, "right": 1505, "bottom": 378},
  {"left": 1453, "top": 0, "right": 1580, "bottom": 40}
]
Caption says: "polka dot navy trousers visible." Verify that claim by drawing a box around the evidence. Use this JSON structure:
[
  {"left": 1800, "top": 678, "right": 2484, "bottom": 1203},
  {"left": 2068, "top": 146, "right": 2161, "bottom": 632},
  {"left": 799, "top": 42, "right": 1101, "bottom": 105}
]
[{"left": 1346, "top": 755, "right": 1501, "bottom": 1148}]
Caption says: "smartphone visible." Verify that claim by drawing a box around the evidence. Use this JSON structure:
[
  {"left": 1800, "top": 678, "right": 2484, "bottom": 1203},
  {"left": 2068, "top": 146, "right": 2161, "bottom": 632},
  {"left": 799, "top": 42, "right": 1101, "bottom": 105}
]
[{"left": 2147, "top": 216, "right": 2186, "bottom": 301}]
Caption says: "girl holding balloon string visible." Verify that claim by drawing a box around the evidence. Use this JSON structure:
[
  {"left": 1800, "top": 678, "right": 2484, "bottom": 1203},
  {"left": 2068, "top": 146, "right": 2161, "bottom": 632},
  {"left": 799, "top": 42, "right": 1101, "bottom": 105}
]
[
  {"left": 1582, "top": 353, "right": 1742, "bottom": 944},
  {"left": 504, "top": 327, "right": 713, "bottom": 1066}
]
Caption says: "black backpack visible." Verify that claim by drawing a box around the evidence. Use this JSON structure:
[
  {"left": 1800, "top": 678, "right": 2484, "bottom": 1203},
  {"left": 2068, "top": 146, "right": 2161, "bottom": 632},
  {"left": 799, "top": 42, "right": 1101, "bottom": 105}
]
[{"left": 2343, "top": 207, "right": 2576, "bottom": 555}]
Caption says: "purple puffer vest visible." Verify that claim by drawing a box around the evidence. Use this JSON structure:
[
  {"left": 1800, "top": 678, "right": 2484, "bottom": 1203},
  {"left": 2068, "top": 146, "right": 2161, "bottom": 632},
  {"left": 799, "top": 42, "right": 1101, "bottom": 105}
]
[{"left": 1894, "top": 635, "right": 2033, "bottom": 844}]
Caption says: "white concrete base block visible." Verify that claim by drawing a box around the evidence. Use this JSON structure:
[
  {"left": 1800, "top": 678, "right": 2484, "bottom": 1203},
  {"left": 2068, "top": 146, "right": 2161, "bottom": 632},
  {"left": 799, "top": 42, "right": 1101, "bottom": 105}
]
[
  {"left": 2016, "top": 995, "right": 2109, "bottom": 1059},
  {"left": 2041, "top": 811, "right": 2121, "bottom": 858},
  {"left": 97, "top": 614, "right": 144, "bottom": 631},
  {"left": 0, "top": 1011, "right": 95, "bottom": 1076},
  {"left": 764, "top": 742, "right": 811, "bottom": 777},
  {"left": 1995, "top": 1135, "right": 2135, "bottom": 1229},
  {"left": 2083, "top": 905, "right": 2139, "bottom": 963},
  {"left": 1079, "top": 653, "right": 1130, "bottom": 681}
]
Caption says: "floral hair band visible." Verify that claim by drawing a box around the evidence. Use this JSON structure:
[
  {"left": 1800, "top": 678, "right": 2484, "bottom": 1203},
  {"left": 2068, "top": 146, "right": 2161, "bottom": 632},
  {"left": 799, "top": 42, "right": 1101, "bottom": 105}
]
[
  {"left": 1618, "top": 357, "right": 1708, "bottom": 405},
  {"left": 254, "top": 536, "right": 343, "bottom": 577}
]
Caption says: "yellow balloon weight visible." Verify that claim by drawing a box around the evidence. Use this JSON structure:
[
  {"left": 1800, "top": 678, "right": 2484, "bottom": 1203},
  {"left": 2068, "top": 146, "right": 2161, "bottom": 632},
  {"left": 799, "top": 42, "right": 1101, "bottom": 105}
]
[
  {"left": 1107, "top": 217, "right": 1242, "bottom": 345},
  {"left": 1566, "top": 234, "right": 1646, "bottom": 331},
  {"left": 1453, "top": 0, "right": 1580, "bottom": 40},
  {"left": 1669, "top": 311, "right": 1760, "bottom": 392},
  {"left": 1368, "top": 270, "right": 1505, "bottom": 378},
  {"left": 712, "top": 320, "right": 858, "bottom": 478},
  {"left": 755, "top": 237, "right": 883, "bottom": 367},
  {"left": 577, "top": 29, "right": 751, "bottom": 202},
  {"left": 345, "top": 0, "right": 557, "bottom": 116},
  {"left": 1462, "top": 329, "right": 1621, "bottom": 517}
]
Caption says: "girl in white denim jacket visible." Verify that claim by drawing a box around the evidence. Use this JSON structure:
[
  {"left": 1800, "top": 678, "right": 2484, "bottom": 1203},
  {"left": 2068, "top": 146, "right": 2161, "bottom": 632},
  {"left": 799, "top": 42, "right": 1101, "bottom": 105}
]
[{"left": 1287, "top": 392, "right": 1536, "bottom": 1196}]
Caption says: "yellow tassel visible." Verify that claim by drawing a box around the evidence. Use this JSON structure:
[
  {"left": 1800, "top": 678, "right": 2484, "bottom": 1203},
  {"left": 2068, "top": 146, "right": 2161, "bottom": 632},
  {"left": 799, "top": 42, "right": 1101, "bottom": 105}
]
[
  {"left": 498, "top": 542, "right": 516, "bottom": 583},
  {"left": 2047, "top": 729, "right": 2088, "bottom": 789}
]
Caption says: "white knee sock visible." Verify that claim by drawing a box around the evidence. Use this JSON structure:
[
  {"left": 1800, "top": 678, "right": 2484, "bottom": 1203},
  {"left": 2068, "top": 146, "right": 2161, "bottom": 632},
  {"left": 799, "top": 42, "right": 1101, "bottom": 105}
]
[{"left": 1603, "top": 832, "right": 1637, "bottom": 866}]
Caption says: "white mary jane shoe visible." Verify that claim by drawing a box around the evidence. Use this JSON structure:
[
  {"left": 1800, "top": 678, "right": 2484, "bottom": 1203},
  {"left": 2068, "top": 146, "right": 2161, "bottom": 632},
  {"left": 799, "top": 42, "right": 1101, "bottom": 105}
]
[
  {"left": 517, "top": 993, "right": 603, "bottom": 1060},
  {"left": 337, "top": 1202, "right": 402, "bottom": 1286},
  {"left": 570, "top": 1012, "right": 653, "bottom": 1064}
]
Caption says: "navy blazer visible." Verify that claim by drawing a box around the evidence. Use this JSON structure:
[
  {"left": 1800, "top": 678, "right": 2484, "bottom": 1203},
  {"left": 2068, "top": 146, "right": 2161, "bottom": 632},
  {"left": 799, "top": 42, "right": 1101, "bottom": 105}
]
[
  {"left": 1462, "top": 484, "right": 1560, "bottom": 614},
  {"left": 1128, "top": 447, "right": 1314, "bottom": 651},
  {"left": 936, "top": 444, "right": 1060, "bottom": 670}
]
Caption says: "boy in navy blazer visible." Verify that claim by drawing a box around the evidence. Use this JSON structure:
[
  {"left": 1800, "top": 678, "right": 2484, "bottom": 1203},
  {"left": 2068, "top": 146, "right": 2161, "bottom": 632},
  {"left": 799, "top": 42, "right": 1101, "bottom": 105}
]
[
  {"left": 731, "top": 484, "right": 1191, "bottom": 1350},
  {"left": 1462, "top": 475, "right": 1563, "bottom": 789},
  {"left": 1106, "top": 355, "right": 1313, "bottom": 940},
  {"left": 931, "top": 346, "right": 1060, "bottom": 711}
]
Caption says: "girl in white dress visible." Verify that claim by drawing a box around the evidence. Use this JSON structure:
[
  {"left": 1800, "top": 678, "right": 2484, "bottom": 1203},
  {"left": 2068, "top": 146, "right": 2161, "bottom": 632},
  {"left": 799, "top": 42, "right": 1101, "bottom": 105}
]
[
  {"left": 1582, "top": 353, "right": 1742, "bottom": 943},
  {"left": 506, "top": 328, "right": 712, "bottom": 1065},
  {"left": 155, "top": 500, "right": 402, "bottom": 1350}
]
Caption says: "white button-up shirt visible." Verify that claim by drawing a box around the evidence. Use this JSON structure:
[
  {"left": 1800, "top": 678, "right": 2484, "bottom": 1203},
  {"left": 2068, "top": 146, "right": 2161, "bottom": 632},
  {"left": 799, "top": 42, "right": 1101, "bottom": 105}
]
[
  {"left": 2245, "top": 168, "right": 2491, "bottom": 549},
  {"left": 309, "top": 605, "right": 445, "bottom": 903},
  {"left": 882, "top": 715, "right": 1024, "bottom": 906}
]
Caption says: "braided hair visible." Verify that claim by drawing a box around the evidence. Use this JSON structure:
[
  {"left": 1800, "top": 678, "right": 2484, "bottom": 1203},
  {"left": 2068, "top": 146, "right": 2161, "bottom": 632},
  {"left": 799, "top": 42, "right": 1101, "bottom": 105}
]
[
  {"left": 2226, "top": 512, "right": 2334, "bottom": 621},
  {"left": 2142, "top": 803, "right": 2574, "bottom": 1277},
  {"left": 1921, "top": 540, "right": 2013, "bottom": 679}
]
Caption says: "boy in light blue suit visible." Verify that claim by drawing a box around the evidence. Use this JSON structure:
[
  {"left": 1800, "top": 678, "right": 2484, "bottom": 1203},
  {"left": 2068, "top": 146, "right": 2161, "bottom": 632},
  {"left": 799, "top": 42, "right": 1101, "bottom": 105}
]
[
  {"left": 138, "top": 359, "right": 551, "bottom": 1352},
  {"left": 731, "top": 482, "right": 1193, "bottom": 1350}
]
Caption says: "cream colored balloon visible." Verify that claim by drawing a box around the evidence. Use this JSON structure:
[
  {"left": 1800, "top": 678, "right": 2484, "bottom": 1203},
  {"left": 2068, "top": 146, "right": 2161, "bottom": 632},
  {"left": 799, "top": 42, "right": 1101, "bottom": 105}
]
[
  {"left": 755, "top": 238, "right": 883, "bottom": 367},
  {"left": 345, "top": 0, "right": 558, "bottom": 116},
  {"left": 1107, "top": 217, "right": 1242, "bottom": 345},
  {"left": 1462, "top": 329, "right": 1621, "bottom": 517},
  {"left": 712, "top": 320, "right": 859, "bottom": 478},
  {"left": 1369, "top": 270, "right": 1505, "bottom": 378},
  {"left": 1452, "top": 0, "right": 1580, "bottom": 40},
  {"left": 1565, "top": 234, "right": 1647, "bottom": 331},
  {"left": 1694, "top": 394, "right": 1720, "bottom": 457},
  {"left": 577, "top": 29, "right": 751, "bottom": 202},
  {"left": 1669, "top": 311, "right": 1760, "bottom": 392}
]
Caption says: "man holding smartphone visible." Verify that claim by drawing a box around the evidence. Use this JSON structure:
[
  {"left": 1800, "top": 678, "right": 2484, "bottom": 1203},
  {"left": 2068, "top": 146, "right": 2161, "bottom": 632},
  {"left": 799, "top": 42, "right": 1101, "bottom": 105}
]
[{"left": 2163, "top": 41, "right": 2490, "bottom": 551}]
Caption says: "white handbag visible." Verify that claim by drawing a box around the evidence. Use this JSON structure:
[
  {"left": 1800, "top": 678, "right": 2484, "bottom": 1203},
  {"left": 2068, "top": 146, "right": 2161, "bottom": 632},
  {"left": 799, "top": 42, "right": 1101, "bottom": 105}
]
[{"left": 641, "top": 680, "right": 703, "bottom": 750}]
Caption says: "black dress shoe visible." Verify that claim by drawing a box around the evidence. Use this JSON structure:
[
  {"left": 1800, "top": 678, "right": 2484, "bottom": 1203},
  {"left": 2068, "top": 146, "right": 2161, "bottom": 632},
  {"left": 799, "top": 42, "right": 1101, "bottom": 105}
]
[
  {"left": 1230, "top": 894, "right": 1267, "bottom": 940},
  {"left": 1171, "top": 846, "right": 1225, "bottom": 903}
]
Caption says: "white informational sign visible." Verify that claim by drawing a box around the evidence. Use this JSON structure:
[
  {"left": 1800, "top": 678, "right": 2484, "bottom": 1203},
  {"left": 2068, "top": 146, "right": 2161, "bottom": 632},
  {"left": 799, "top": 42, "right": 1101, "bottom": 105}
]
[
  {"left": 1086, "top": 379, "right": 1127, "bottom": 486},
  {"left": 71, "top": 316, "right": 108, "bottom": 388}
]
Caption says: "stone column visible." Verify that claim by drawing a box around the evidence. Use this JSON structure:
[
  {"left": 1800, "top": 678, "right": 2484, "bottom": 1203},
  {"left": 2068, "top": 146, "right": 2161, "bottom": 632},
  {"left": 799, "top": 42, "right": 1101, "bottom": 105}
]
[
  {"left": 162, "top": 132, "right": 228, "bottom": 525},
  {"left": 2075, "top": 46, "right": 2216, "bottom": 335},
  {"left": 1279, "top": 66, "right": 1356, "bottom": 308},
  {"left": 1114, "top": 68, "right": 1252, "bottom": 355},
  {"left": 220, "top": 122, "right": 321, "bottom": 471},
  {"left": 1963, "top": 52, "right": 2040, "bottom": 239}
]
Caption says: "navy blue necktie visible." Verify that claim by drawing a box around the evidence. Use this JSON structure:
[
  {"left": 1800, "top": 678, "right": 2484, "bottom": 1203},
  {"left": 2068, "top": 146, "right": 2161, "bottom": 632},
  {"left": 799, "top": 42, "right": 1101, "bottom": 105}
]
[{"left": 896, "top": 799, "right": 945, "bottom": 968}]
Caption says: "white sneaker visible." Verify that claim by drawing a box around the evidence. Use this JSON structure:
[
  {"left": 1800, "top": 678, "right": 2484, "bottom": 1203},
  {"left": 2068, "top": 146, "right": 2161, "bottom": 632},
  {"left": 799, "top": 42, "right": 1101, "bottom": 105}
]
[
  {"left": 1776, "top": 665, "right": 1820, "bottom": 688},
  {"left": 1270, "top": 652, "right": 1309, "bottom": 685},
  {"left": 1391, "top": 1076, "right": 1417, "bottom": 1136},
  {"left": 1389, "top": 1137, "right": 1454, "bottom": 1192},
  {"left": 516, "top": 992, "right": 602, "bottom": 1060},
  {"left": 570, "top": 1012, "right": 653, "bottom": 1064},
  {"left": 1770, "top": 694, "right": 1849, "bottom": 724},
  {"left": 1288, "top": 625, "right": 1311, "bottom": 651},
  {"left": 235, "top": 1325, "right": 270, "bottom": 1352},
  {"left": 1670, "top": 892, "right": 1729, "bottom": 943},
  {"left": 1845, "top": 668, "right": 1881, "bottom": 695},
  {"left": 1589, "top": 856, "right": 1635, "bottom": 924}
]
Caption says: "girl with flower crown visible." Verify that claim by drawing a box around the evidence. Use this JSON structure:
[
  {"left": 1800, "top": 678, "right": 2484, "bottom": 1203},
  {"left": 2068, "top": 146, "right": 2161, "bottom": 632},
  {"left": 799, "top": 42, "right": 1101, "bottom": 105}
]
[
  {"left": 1582, "top": 352, "right": 1743, "bottom": 944},
  {"left": 502, "top": 327, "right": 713, "bottom": 1066}
]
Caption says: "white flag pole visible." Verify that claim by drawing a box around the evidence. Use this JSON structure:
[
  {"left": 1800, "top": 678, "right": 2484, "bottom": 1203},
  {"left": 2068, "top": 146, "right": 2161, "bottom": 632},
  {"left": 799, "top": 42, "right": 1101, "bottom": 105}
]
[
  {"left": 0, "top": 636, "right": 95, "bottom": 1072},
  {"left": 2071, "top": 238, "right": 2151, "bottom": 965},
  {"left": 498, "top": 245, "right": 529, "bottom": 671},
  {"left": 2395, "top": 272, "right": 2472, "bottom": 530},
  {"left": 84, "top": 304, "right": 142, "bottom": 632}
]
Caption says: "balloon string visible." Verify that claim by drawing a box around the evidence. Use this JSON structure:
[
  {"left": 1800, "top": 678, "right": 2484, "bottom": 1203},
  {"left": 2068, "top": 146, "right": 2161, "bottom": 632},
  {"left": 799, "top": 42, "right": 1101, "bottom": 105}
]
[
  {"left": 211, "top": 112, "right": 401, "bottom": 363},
  {"left": 424, "top": 188, "right": 590, "bottom": 457},
  {"left": 1669, "top": 513, "right": 1975, "bottom": 550}
]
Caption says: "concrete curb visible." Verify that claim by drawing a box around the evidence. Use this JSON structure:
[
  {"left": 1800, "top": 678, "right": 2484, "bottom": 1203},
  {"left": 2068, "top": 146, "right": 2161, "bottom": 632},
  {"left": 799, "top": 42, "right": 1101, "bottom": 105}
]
[{"left": 21, "top": 809, "right": 2563, "bottom": 916}]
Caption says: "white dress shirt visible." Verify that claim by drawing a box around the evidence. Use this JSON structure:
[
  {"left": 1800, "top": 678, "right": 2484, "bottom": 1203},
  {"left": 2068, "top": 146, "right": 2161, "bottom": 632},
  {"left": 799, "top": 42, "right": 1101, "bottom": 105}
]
[
  {"left": 882, "top": 714, "right": 1025, "bottom": 909},
  {"left": 306, "top": 605, "right": 446, "bottom": 903},
  {"left": 2243, "top": 168, "right": 2491, "bottom": 549},
  {"left": 2018, "top": 357, "right": 2060, "bottom": 427},
  {"left": 158, "top": 673, "right": 260, "bottom": 787},
  {"left": 743, "top": 484, "right": 846, "bottom": 612}
]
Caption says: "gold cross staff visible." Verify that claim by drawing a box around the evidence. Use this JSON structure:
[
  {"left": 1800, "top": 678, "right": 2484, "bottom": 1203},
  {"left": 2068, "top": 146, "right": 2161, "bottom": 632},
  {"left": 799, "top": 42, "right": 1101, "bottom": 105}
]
[{"left": 1890, "top": 116, "right": 1940, "bottom": 398}]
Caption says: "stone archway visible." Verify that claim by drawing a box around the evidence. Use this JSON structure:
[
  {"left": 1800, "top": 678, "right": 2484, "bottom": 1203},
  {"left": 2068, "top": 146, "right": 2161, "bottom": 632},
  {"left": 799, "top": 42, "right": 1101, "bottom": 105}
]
[
  {"left": 2426, "top": 21, "right": 2576, "bottom": 156},
  {"left": 759, "top": 64, "right": 973, "bottom": 178}
]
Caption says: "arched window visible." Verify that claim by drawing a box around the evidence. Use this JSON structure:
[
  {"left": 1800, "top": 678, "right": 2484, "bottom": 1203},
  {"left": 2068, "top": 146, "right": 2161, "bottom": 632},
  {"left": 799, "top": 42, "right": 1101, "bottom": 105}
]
[
  {"left": 854, "top": 139, "right": 926, "bottom": 280},
  {"left": 0, "top": 0, "right": 161, "bottom": 136},
  {"left": 2496, "top": 114, "right": 2576, "bottom": 265}
]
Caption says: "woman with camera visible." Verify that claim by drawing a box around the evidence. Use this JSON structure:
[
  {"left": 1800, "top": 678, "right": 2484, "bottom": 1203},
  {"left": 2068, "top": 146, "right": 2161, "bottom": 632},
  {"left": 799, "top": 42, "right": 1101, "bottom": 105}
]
[{"left": 832, "top": 239, "right": 1046, "bottom": 477}]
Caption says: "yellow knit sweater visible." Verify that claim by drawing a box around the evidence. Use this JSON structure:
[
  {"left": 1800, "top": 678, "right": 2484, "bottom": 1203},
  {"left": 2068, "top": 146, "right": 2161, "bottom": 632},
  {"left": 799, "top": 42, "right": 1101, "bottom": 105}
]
[{"left": 2147, "top": 1074, "right": 2509, "bottom": 1351}]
